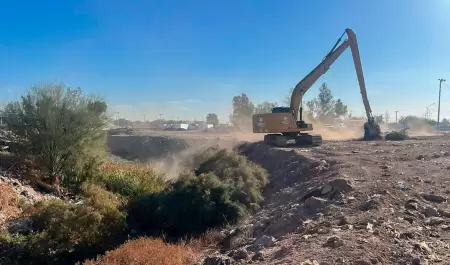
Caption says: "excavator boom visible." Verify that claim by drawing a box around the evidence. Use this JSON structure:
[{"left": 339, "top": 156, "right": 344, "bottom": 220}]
[{"left": 290, "top": 28, "right": 373, "bottom": 122}]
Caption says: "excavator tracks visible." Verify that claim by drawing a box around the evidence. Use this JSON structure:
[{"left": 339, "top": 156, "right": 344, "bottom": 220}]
[{"left": 264, "top": 133, "right": 322, "bottom": 147}]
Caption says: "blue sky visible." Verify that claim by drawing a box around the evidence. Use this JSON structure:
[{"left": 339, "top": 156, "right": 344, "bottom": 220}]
[{"left": 1, "top": 0, "right": 450, "bottom": 122}]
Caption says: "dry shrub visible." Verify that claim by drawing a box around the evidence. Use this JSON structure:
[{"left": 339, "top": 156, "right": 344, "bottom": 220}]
[
  {"left": 188, "top": 229, "right": 225, "bottom": 251},
  {"left": 96, "top": 162, "right": 167, "bottom": 198},
  {"left": 81, "top": 237, "right": 199, "bottom": 265},
  {"left": 0, "top": 182, "right": 19, "bottom": 221}
]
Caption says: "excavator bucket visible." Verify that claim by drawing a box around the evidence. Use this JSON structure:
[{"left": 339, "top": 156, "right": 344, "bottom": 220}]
[{"left": 363, "top": 121, "right": 382, "bottom": 140}]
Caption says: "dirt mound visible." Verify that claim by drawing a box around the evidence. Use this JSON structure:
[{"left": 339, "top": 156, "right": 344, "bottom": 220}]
[{"left": 203, "top": 137, "right": 450, "bottom": 264}]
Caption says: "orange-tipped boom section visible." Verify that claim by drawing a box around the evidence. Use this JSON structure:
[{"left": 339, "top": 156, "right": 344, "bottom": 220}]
[{"left": 253, "top": 28, "right": 381, "bottom": 147}]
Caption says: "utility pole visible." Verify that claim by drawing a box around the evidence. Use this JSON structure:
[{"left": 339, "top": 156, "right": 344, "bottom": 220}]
[
  {"left": 142, "top": 114, "right": 147, "bottom": 122},
  {"left": 395, "top": 111, "right": 399, "bottom": 123},
  {"left": 437, "top": 79, "right": 446, "bottom": 131}
]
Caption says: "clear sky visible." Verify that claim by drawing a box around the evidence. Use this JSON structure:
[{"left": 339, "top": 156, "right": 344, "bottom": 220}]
[{"left": 1, "top": 0, "right": 450, "bottom": 122}]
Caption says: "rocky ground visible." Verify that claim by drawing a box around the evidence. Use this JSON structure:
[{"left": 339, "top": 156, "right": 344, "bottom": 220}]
[
  {"left": 2, "top": 132, "right": 450, "bottom": 264},
  {"left": 203, "top": 135, "right": 450, "bottom": 265}
]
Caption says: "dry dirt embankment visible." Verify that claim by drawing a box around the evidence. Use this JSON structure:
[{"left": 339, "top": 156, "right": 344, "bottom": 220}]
[
  {"left": 218, "top": 137, "right": 450, "bottom": 265},
  {"left": 106, "top": 134, "right": 450, "bottom": 264}
]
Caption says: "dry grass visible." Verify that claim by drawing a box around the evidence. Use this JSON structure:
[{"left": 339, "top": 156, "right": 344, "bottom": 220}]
[
  {"left": 81, "top": 237, "right": 199, "bottom": 265},
  {"left": 188, "top": 229, "right": 225, "bottom": 251},
  {"left": 0, "top": 182, "right": 19, "bottom": 221}
]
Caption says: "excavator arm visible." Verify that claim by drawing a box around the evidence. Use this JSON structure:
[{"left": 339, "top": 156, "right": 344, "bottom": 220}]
[
  {"left": 253, "top": 28, "right": 381, "bottom": 147},
  {"left": 290, "top": 28, "right": 374, "bottom": 123}
]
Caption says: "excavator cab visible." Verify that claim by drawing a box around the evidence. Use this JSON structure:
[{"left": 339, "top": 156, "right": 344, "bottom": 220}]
[{"left": 270, "top": 107, "right": 310, "bottom": 129}]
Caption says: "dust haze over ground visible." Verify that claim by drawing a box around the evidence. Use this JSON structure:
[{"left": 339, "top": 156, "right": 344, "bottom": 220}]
[
  {"left": 109, "top": 118, "right": 442, "bottom": 178},
  {"left": 107, "top": 129, "right": 450, "bottom": 264}
]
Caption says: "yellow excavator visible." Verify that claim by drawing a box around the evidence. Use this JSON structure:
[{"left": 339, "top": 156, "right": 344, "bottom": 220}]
[{"left": 252, "top": 28, "right": 381, "bottom": 147}]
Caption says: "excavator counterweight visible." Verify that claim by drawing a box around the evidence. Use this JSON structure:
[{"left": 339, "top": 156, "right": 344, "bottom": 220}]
[{"left": 252, "top": 28, "right": 382, "bottom": 147}]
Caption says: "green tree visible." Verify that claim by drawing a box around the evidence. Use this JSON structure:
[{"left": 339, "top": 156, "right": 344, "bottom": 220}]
[
  {"left": 254, "top": 101, "right": 278, "bottom": 114},
  {"left": 230, "top": 93, "right": 254, "bottom": 127},
  {"left": 3, "top": 83, "right": 109, "bottom": 187},
  {"left": 441, "top": 118, "right": 450, "bottom": 126},
  {"left": 334, "top": 99, "right": 348, "bottom": 117},
  {"left": 305, "top": 82, "right": 337, "bottom": 122},
  {"left": 206, "top": 113, "right": 219, "bottom": 126}
]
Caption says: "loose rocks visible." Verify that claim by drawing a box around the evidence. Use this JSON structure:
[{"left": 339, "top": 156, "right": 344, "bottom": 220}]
[
  {"left": 253, "top": 235, "right": 276, "bottom": 248},
  {"left": 323, "top": 235, "right": 344, "bottom": 248},
  {"left": 422, "top": 193, "right": 447, "bottom": 203}
]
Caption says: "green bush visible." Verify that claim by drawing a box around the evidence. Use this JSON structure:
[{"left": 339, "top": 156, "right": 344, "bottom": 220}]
[
  {"left": 193, "top": 147, "right": 268, "bottom": 209},
  {"left": 2, "top": 83, "right": 109, "bottom": 188},
  {"left": 127, "top": 172, "right": 245, "bottom": 238},
  {"left": 127, "top": 148, "right": 268, "bottom": 238},
  {"left": 95, "top": 162, "right": 167, "bottom": 198}
]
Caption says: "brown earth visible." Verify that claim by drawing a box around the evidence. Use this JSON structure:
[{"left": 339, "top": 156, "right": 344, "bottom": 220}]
[
  {"left": 109, "top": 131, "right": 450, "bottom": 264},
  {"left": 205, "top": 136, "right": 450, "bottom": 265}
]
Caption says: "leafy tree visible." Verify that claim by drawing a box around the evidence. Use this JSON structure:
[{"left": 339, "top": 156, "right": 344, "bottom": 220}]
[
  {"left": 3, "top": 83, "right": 109, "bottom": 187},
  {"left": 254, "top": 101, "right": 278, "bottom": 114},
  {"left": 334, "top": 99, "right": 348, "bottom": 117},
  {"left": 230, "top": 93, "right": 254, "bottom": 127},
  {"left": 441, "top": 118, "right": 450, "bottom": 126},
  {"left": 306, "top": 82, "right": 346, "bottom": 123},
  {"left": 206, "top": 113, "right": 219, "bottom": 126}
]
